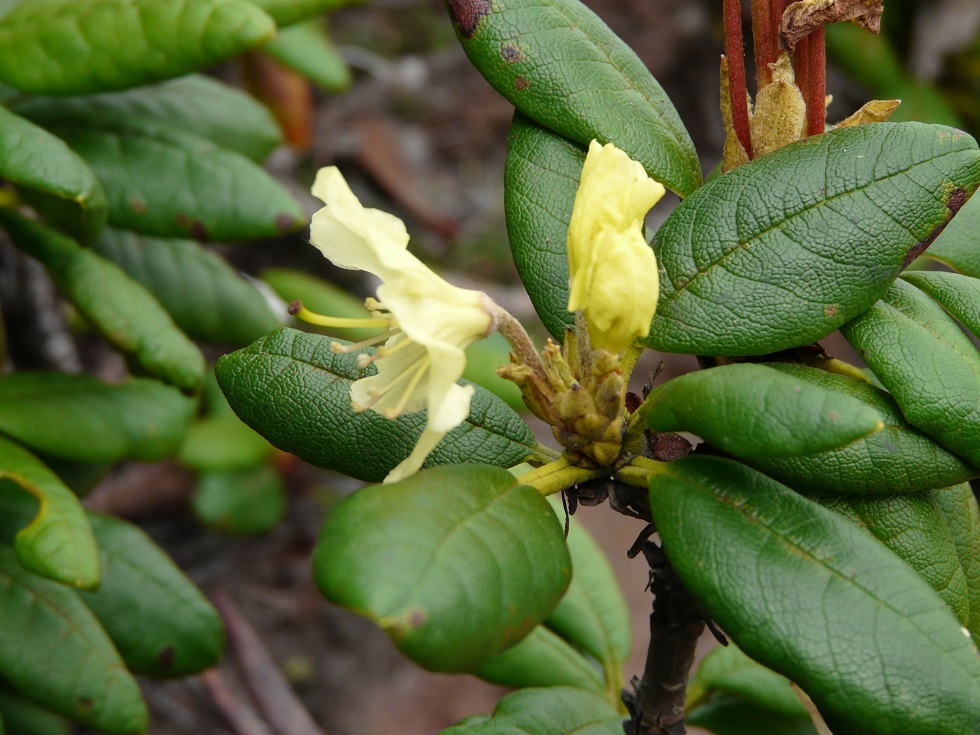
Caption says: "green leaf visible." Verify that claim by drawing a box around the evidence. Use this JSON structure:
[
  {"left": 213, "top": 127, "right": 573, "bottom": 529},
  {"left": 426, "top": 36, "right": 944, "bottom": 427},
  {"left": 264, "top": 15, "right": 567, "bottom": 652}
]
[
  {"left": 260, "top": 267, "right": 378, "bottom": 341},
  {"left": 0, "top": 546, "right": 147, "bottom": 733},
  {"left": 448, "top": 0, "right": 700, "bottom": 197},
  {"left": 93, "top": 228, "right": 281, "bottom": 345},
  {"left": 841, "top": 278, "right": 980, "bottom": 465},
  {"left": 931, "top": 483, "right": 980, "bottom": 642},
  {"left": 0, "top": 684, "right": 71, "bottom": 735},
  {"left": 313, "top": 464, "right": 571, "bottom": 671},
  {"left": 645, "top": 364, "right": 884, "bottom": 459},
  {"left": 0, "top": 107, "right": 106, "bottom": 243},
  {"left": 11, "top": 74, "right": 282, "bottom": 161},
  {"left": 80, "top": 513, "right": 224, "bottom": 677},
  {"left": 55, "top": 126, "right": 305, "bottom": 240},
  {"left": 439, "top": 686, "right": 622, "bottom": 735},
  {"left": 802, "top": 490, "right": 971, "bottom": 627},
  {"left": 0, "top": 210, "right": 204, "bottom": 392},
  {"left": 504, "top": 113, "right": 582, "bottom": 340},
  {"left": 544, "top": 497, "right": 630, "bottom": 671},
  {"left": 0, "top": 438, "right": 99, "bottom": 589},
  {"left": 747, "top": 363, "right": 978, "bottom": 494},
  {"left": 264, "top": 20, "right": 352, "bottom": 92},
  {"left": 216, "top": 328, "right": 538, "bottom": 483},
  {"left": 687, "top": 643, "right": 808, "bottom": 719},
  {"left": 646, "top": 123, "right": 980, "bottom": 356},
  {"left": 0, "top": 372, "right": 197, "bottom": 462},
  {"left": 901, "top": 270, "right": 980, "bottom": 338},
  {"left": 648, "top": 456, "right": 980, "bottom": 735},
  {"left": 192, "top": 465, "right": 285, "bottom": 535},
  {"left": 473, "top": 625, "right": 603, "bottom": 691},
  {"left": 178, "top": 415, "right": 271, "bottom": 473},
  {"left": 687, "top": 696, "right": 818, "bottom": 735},
  {"left": 923, "top": 184, "right": 980, "bottom": 277},
  {"left": 0, "top": 0, "right": 275, "bottom": 94},
  {"left": 247, "top": 0, "right": 356, "bottom": 26}
]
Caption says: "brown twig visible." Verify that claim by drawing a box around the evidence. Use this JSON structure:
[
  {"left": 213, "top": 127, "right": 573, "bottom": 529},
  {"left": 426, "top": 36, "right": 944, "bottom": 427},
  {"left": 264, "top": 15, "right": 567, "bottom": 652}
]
[
  {"left": 212, "top": 589, "right": 329, "bottom": 735},
  {"left": 723, "top": 0, "right": 754, "bottom": 159},
  {"left": 200, "top": 669, "right": 275, "bottom": 735},
  {"left": 806, "top": 28, "right": 827, "bottom": 135}
]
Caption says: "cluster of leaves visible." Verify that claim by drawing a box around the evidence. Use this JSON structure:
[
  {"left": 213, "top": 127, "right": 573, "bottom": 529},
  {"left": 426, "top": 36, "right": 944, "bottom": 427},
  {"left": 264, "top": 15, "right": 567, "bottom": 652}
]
[
  {"left": 0, "top": 0, "right": 365, "bottom": 731},
  {"left": 218, "top": 0, "right": 980, "bottom": 734}
]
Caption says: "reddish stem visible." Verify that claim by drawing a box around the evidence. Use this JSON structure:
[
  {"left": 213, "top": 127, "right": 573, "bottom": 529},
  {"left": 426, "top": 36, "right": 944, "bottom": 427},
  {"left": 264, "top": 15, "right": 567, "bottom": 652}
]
[
  {"left": 724, "top": 0, "right": 753, "bottom": 158},
  {"left": 750, "top": 0, "right": 774, "bottom": 87},
  {"left": 806, "top": 28, "right": 827, "bottom": 135},
  {"left": 794, "top": 34, "right": 811, "bottom": 116}
]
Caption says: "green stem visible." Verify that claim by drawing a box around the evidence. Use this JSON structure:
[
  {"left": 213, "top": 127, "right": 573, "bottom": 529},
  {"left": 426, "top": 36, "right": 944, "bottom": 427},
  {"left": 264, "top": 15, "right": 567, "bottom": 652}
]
[
  {"left": 616, "top": 457, "right": 668, "bottom": 489},
  {"left": 515, "top": 457, "right": 604, "bottom": 496}
]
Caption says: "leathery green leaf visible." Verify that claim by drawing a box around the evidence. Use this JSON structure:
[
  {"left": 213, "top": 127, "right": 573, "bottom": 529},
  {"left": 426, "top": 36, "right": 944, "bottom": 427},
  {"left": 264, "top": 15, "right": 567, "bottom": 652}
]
[
  {"left": 12, "top": 74, "right": 282, "bottom": 162},
  {"left": 748, "top": 363, "right": 978, "bottom": 494},
  {"left": 0, "top": 372, "right": 197, "bottom": 463},
  {"left": 441, "top": 687, "right": 621, "bottom": 735},
  {"left": 80, "top": 513, "right": 224, "bottom": 677},
  {"left": 0, "top": 0, "right": 275, "bottom": 94},
  {"left": 0, "top": 107, "right": 106, "bottom": 244},
  {"left": 215, "top": 328, "right": 537, "bottom": 482},
  {"left": 932, "top": 483, "right": 980, "bottom": 642},
  {"left": 93, "top": 228, "right": 281, "bottom": 346},
  {"left": 901, "top": 270, "right": 980, "bottom": 339},
  {"left": 841, "top": 278, "right": 980, "bottom": 465},
  {"left": 924, "top": 181, "right": 980, "bottom": 277},
  {"left": 473, "top": 625, "right": 603, "bottom": 691},
  {"left": 447, "top": 0, "right": 701, "bottom": 197},
  {"left": 178, "top": 415, "right": 271, "bottom": 473},
  {"left": 192, "top": 465, "right": 285, "bottom": 535},
  {"left": 647, "top": 123, "right": 980, "bottom": 356},
  {"left": 247, "top": 0, "right": 357, "bottom": 27},
  {"left": 0, "top": 438, "right": 99, "bottom": 590},
  {"left": 0, "top": 547, "right": 147, "bottom": 733},
  {"left": 56, "top": 126, "right": 305, "bottom": 241},
  {"left": 648, "top": 456, "right": 980, "bottom": 735},
  {"left": 687, "top": 643, "right": 808, "bottom": 719},
  {"left": 802, "top": 490, "right": 970, "bottom": 627},
  {"left": 645, "top": 364, "right": 884, "bottom": 459},
  {"left": 263, "top": 19, "right": 352, "bottom": 92},
  {"left": 0, "top": 684, "right": 71, "bottom": 735},
  {"left": 687, "top": 696, "right": 818, "bottom": 735},
  {"left": 504, "top": 112, "right": 582, "bottom": 340},
  {"left": 313, "top": 464, "right": 571, "bottom": 672},
  {"left": 0, "top": 211, "right": 204, "bottom": 392}
]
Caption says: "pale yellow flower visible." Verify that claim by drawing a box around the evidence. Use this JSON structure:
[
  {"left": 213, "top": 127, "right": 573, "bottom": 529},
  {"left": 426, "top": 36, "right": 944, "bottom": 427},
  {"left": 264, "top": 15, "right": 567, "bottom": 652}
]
[
  {"left": 567, "top": 141, "right": 665, "bottom": 353},
  {"left": 309, "top": 167, "right": 495, "bottom": 483}
]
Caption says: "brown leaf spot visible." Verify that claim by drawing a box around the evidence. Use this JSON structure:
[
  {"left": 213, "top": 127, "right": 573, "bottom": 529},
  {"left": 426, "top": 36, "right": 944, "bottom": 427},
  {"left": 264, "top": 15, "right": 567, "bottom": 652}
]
[
  {"left": 158, "top": 645, "right": 175, "bottom": 670},
  {"left": 500, "top": 45, "right": 525, "bottom": 63},
  {"left": 128, "top": 196, "right": 148, "bottom": 215},
  {"left": 824, "top": 304, "right": 839, "bottom": 317},
  {"left": 77, "top": 696, "right": 95, "bottom": 713},
  {"left": 948, "top": 187, "right": 968, "bottom": 216},
  {"left": 190, "top": 220, "right": 208, "bottom": 242},
  {"left": 276, "top": 212, "right": 298, "bottom": 233},
  {"left": 515, "top": 75, "right": 529, "bottom": 91},
  {"left": 901, "top": 188, "right": 968, "bottom": 269},
  {"left": 447, "top": 0, "right": 492, "bottom": 38},
  {"left": 408, "top": 609, "right": 427, "bottom": 629}
]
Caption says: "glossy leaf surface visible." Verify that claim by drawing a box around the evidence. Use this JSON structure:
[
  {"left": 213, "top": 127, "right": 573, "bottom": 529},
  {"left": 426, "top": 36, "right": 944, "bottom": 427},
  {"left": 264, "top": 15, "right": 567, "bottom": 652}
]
[
  {"left": 0, "top": 372, "right": 196, "bottom": 462},
  {"left": 504, "top": 113, "right": 582, "bottom": 339},
  {"left": 0, "top": 211, "right": 204, "bottom": 391},
  {"left": 0, "top": 439, "right": 99, "bottom": 590},
  {"left": 0, "top": 0, "right": 275, "bottom": 94},
  {"left": 645, "top": 364, "right": 883, "bottom": 459},
  {"left": 804, "top": 490, "right": 970, "bottom": 626},
  {"left": 93, "top": 228, "right": 281, "bottom": 346},
  {"left": 81, "top": 513, "right": 224, "bottom": 677},
  {"left": 901, "top": 270, "right": 980, "bottom": 338},
  {"left": 649, "top": 456, "right": 980, "bottom": 735},
  {"left": 216, "top": 328, "right": 537, "bottom": 482},
  {"left": 178, "top": 415, "right": 271, "bottom": 473},
  {"left": 646, "top": 123, "right": 980, "bottom": 355},
  {"left": 264, "top": 20, "right": 352, "bottom": 91},
  {"left": 57, "top": 126, "right": 304, "bottom": 240},
  {"left": 925, "top": 184, "right": 980, "bottom": 277},
  {"left": 0, "top": 547, "right": 147, "bottom": 733},
  {"left": 474, "top": 625, "right": 603, "bottom": 691},
  {"left": 687, "top": 696, "right": 818, "bottom": 735},
  {"left": 192, "top": 465, "right": 285, "bottom": 535},
  {"left": 448, "top": 0, "right": 701, "bottom": 197},
  {"left": 313, "top": 464, "right": 570, "bottom": 671},
  {"left": 0, "top": 107, "right": 106, "bottom": 243},
  {"left": 439, "top": 686, "right": 622, "bottom": 735},
  {"left": 932, "top": 483, "right": 980, "bottom": 641},
  {"left": 841, "top": 278, "right": 980, "bottom": 465},
  {"left": 12, "top": 74, "right": 282, "bottom": 161},
  {"left": 748, "top": 363, "right": 978, "bottom": 494},
  {"left": 0, "top": 684, "right": 70, "bottom": 735}
]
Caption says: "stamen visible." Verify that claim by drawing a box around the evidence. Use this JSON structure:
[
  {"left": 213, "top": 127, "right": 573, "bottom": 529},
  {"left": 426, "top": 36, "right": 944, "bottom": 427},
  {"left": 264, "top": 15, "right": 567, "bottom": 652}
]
[
  {"left": 381, "top": 357, "right": 430, "bottom": 419},
  {"left": 290, "top": 301, "right": 391, "bottom": 329},
  {"left": 354, "top": 354, "right": 428, "bottom": 413}
]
